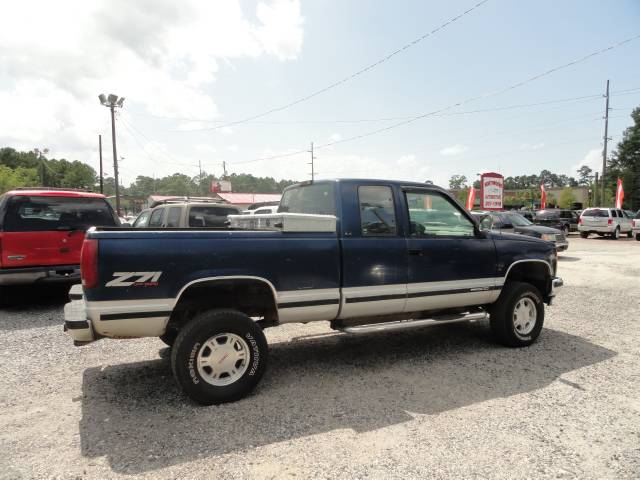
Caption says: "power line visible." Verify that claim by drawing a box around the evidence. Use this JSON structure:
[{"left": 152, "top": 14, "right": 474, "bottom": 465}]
[
  {"left": 199, "top": 0, "right": 490, "bottom": 130},
  {"left": 312, "top": 33, "right": 640, "bottom": 151}
]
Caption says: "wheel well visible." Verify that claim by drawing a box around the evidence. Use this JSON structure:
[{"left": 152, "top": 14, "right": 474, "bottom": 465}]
[
  {"left": 167, "top": 279, "right": 278, "bottom": 332},
  {"left": 505, "top": 262, "right": 551, "bottom": 298}
]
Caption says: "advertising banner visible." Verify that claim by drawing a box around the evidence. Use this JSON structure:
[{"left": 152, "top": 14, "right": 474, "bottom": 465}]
[{"left": 480, "top": 172, "right": 504, "bottom": 210}]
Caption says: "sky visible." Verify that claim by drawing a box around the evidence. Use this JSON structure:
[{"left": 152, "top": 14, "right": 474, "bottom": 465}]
[{"left": 1, "top": 0, "right": 639, "bottom": 188}]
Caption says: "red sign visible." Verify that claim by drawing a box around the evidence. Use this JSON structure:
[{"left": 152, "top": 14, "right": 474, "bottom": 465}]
[{"left": 480, "top": 172, "right": 504, "bottom": 210}]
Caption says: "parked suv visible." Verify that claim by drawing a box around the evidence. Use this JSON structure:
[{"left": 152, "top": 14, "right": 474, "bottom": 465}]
[
  {"left": 141, "top": 200, "right": 242, "bottom": 228},
  {"left": 632, "top": 211, "right": 640, "bottom": 241},
  {"left": 579, "top": 208, "right": 633, "bottom": 239},
  {"left": 0, "top": 188, "right": 119, "bottom": 293},
  {"left": 534, "top": 209, "right": 578, "bottom": 235}
]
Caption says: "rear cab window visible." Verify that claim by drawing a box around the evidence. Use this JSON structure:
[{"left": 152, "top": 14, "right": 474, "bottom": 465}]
[
  {"left": 279, "top": 183, "right": 336, "bottom": 215},
  {"left": 1, "top": 195, "right": 117, "bottom": 231}
]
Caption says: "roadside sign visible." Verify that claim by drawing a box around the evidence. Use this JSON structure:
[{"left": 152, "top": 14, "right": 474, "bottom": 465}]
[{"left": 480, "top": 172, "right": 504, "bottom": 210}]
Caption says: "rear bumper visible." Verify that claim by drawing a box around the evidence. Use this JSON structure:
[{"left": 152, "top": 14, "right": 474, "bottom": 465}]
[
  {"left": 578, "top": 225, "right": 612, "bottom": 234},
  {"left": 64, "top": 296, "right": 96, "bottom": 345},
  {"left": 0, "top": 264, "right": 80, "bottom": 286}
]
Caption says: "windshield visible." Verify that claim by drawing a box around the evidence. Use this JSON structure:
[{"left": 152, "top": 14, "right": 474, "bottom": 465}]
[
  {"left": 506, "top": 212, "right": 533, "bottom": 226},
  {"left": 279, "top": 183, "right": 336, "bottom": 215},
  {"left": 2, "top": 195, "right": 118, "bottom": 232}
]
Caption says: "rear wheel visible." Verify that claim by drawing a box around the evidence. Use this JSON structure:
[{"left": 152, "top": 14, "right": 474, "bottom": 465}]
[
  {"left": 490, "top": 281, "right": 544, "bottom": 347},
  {"left": 611, "top": 227, "right": 620, "bottom": 240},
  {"left": 580, "top": 231, "right": 589, "bottom": 239},
  {"left": 636, "top": 233, "right": 640, "bottom": 241},
  {"left": 171, "top": 309, "right": 268, "bottom": 405}
]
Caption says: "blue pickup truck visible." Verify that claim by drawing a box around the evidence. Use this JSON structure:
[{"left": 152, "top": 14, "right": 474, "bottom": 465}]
[{"left": 65, "top": 179, "right": 563, "bottom": 404}]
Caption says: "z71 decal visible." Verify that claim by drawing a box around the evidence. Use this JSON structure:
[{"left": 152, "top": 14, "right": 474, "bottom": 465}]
[{"left": 106, "top": 272, "right": 162, "bottom": 287}]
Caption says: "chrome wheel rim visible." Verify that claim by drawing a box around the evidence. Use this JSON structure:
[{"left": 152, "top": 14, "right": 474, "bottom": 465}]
[
  {"left": 197, "top": 333, "right": 249, "bottom": 386},
  {"left": 513, "top": 297, "right": 537, "bottom": 337}
]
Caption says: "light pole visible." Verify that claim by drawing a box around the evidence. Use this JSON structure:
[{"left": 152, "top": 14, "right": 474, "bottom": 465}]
[{"left": 99, "top": 93, "right": 125, "bottom": 215}]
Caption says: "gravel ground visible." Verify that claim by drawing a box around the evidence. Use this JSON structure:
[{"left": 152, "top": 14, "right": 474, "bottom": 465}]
[{"left": 1, "top": 236, "right": 639, "bottom": 479}]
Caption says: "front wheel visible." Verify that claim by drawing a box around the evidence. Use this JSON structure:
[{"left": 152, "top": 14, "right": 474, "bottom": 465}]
[
  {"left": 490, "top": 281, "right": 544, "bottom": 347},
  {"left": 580, "top": 231, "right": 589, "bottom": 239},
  {"left": 171, "top": 309, "right": 268, "bottom": 405}
]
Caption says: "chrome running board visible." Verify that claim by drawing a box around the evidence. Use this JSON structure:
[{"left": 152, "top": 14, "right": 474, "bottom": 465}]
[{"left": 339, "top": 311, "right": 487, "bottom": 334}]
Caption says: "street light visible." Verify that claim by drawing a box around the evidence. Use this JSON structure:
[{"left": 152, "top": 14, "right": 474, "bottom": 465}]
[{"left": 99, "top": 93, "right": 125, "bottom": 215}]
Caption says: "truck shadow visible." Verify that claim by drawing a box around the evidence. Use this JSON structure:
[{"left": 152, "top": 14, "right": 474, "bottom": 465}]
[
  {"left": 79, "top": 323, "right": 615, "bottom": 475},
  {"left": 0, "top": 284, "right": 70, "bottom": 331}
]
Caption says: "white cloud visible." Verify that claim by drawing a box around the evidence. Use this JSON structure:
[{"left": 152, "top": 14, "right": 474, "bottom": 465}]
[
  {"left": 440, "top": 144, "right": 468, "bottom": 156},
  {"left": 227, "top": 145, "right": 240, "bottom": 152},
  {"left": 328, "top": 133, "right": 342, "bottom": 143},
  {"left": 571, "top": 147, "right": 602, "bottom": 174},
  {"left": 0, "top": 0, "right": 304, "bottom": 169},
  {"left": 521, "top": 142, "right": 545, "bottom": 150}
]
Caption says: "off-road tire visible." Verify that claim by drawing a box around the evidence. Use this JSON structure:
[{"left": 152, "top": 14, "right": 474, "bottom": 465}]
[
  {"left": 580, "top": 232, "right": 589, "bottom": 239},
  {"left": 490, "top": 281, "right": 544, "bottom": 348},
  {"left": 171, "top": 309, "right": 268, "bottom": 405}
]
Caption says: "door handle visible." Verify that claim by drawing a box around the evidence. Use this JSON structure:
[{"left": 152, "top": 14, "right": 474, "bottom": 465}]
[{"left": 408, "top": 248, "right": 423, "bottom": 256}]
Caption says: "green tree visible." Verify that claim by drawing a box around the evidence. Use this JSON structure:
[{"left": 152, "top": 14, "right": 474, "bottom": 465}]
[
  {"left": 448, "top": 174, "right": 468, "bottom": 190},
  {"left": 576, "top": 165, "right": 594, "bottom": 186},
  {"left": 607, "top": 106, "right": 640, "bottom": 210},
  {"left": 0, "top": 165, "right": 39, "bottom": 193},
  {"left": 558, "top": 187, "right": 577, "bottom": 208}
]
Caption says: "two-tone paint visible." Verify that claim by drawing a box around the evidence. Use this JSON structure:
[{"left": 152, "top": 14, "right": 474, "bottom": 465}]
[{"left": 66, "top": 179, "right": 559, "bottom": 341}]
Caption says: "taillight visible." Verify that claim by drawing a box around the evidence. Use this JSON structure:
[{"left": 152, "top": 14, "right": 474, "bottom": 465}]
[
  {"left": 0, "top": 236, "right": 3, "bottom": 267},
  {"left": 579, "top": 217, "right": 583, "bottom": 225},
  {"left": 81, "top": 239, "right": 99, "bottom": 288},
  {"left": 607, "top": 218, "right": 613, "bottom": 225}
]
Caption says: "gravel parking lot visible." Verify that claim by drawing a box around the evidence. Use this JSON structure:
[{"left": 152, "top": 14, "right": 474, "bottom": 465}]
[{"left": 1, "top": 236, "right": 639, "bottom": 479}]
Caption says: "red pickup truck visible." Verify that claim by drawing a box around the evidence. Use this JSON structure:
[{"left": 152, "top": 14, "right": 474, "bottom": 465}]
[{"left": 0, "top": 188, "right": 119, "bottom": 299}]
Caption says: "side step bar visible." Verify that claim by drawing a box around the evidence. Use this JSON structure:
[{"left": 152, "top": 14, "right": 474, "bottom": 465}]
[{"left": 338, "top": 311, "right": 487, "bottom": 334}]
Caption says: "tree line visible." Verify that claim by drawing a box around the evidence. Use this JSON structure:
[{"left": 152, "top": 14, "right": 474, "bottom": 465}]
[{"left": 0, "top": 147, "right": 297, "bottom": 197}]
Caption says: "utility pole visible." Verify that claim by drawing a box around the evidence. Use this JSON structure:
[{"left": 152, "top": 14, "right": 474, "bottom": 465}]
[
  {"left": 99, "top": 93, "right": 125, "bottom": 215},
  {"left": 198, "top": 159, "right": 203, "bottom": 196},
  {"left": 594, "top": 172, "right": 599, "bottom": 206},
  {"left": 109, "top": 104, "right": 121, "bottom": 215},
  {"left": 98, "top": 135, "right": 104, "bottom": 194},
  {"left": 600, "top": 80, "right": 610, "bottom": 206},
  {"left": 222, "top": 161, "right": 227, "bottom": 178},
  {"left": 308, "top": 142, "right": 316, "bottom": 181}
]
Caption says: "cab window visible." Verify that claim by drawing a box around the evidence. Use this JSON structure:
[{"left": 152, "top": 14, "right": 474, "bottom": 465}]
[
  {"left": 406, "top": 191, "right": 475, "bottom": 237},
  {"left": 358, "top": 186, "right": 397, "bottom": 236},
  {"left": 148, "top": 208, "right": 164, "bottom": 227},
  {"left": 166, "top": 207, "right": 182, "bottom": 227}
]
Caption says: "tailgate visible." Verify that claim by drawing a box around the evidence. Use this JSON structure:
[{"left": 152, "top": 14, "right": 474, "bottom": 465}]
[
  {"left": 582, "top": 215, "right": 608, "bottom": 227},
  {"left": 1, "top": 231, "right": 84, "bottom": 267}
]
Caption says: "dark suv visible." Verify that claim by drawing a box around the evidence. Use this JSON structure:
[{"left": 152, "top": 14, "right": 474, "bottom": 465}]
[{"left": 534, "top": 209, "right": 578, "bottom": 235}]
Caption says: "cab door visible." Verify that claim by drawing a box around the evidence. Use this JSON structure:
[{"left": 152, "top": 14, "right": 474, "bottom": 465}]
[
  {"left": 338, "top": 183, "right": 408, "bottom": 319},
  {"left": 402, "top": 188, "right": 499, "bottom": 313}
]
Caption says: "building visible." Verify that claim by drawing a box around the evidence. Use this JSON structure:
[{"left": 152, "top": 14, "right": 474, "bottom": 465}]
[{"left": 146, "top": 192, "right": 282, "bottom": 210}]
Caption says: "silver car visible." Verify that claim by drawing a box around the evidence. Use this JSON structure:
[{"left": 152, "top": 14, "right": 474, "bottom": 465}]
[{"left": 579, "top": 208, "right": 633, "bottom": 239}]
